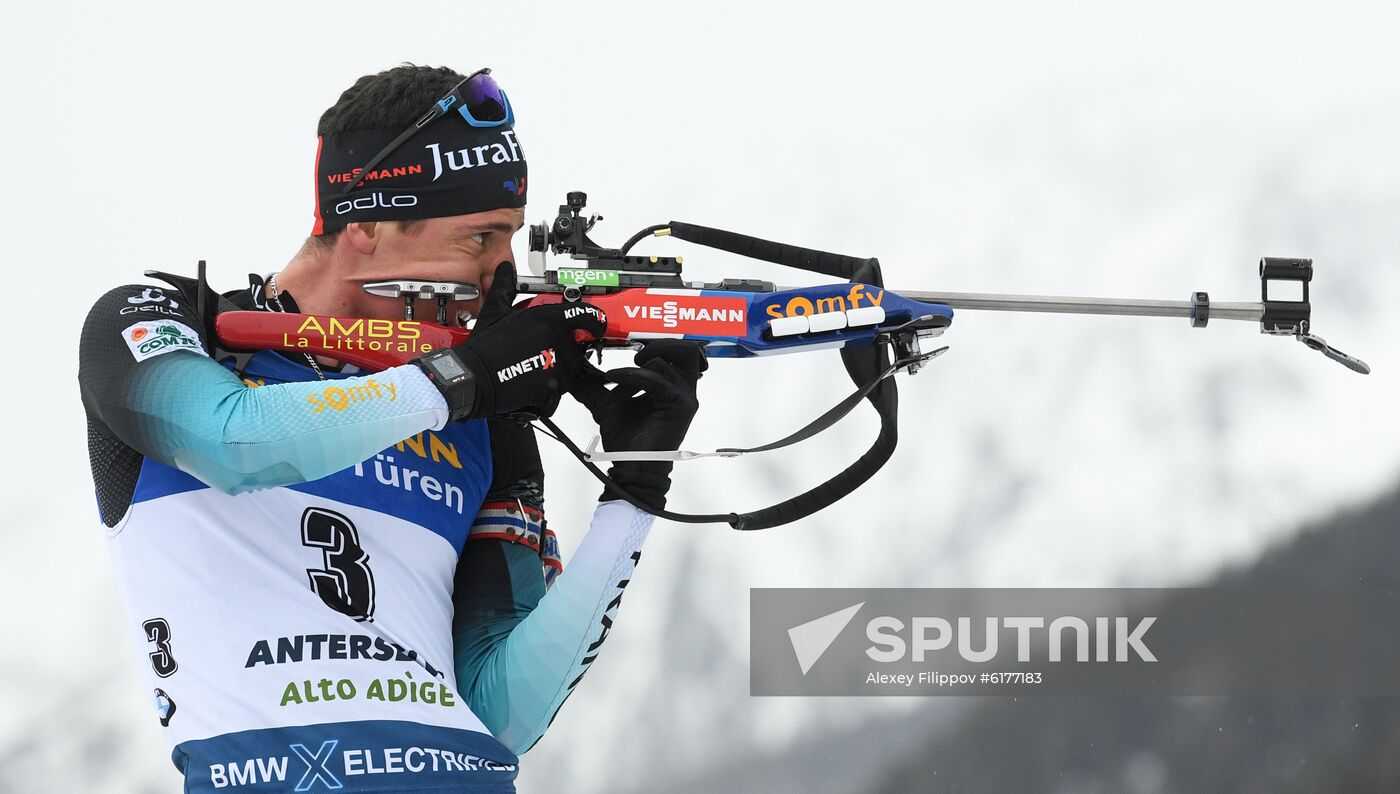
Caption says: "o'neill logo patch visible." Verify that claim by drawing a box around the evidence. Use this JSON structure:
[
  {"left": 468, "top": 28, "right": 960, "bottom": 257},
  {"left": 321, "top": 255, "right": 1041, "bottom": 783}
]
[
  {"left": 123, "top": 320, "right": 204, "bottom": 362},
  {"left": 121, "top": 287, "right": 182, "bottom": 317}
]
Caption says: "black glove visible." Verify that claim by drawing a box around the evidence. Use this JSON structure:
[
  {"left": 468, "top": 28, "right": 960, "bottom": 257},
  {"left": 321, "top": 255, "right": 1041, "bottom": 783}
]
[
  {"left": 483, "top": 418, "right": 545, "bottom": 511},
  {"left": 570, "top": 340, "right": 707, "bottom": 511},
  {"left": 415, "top": 262, "right": 607, "bottom": 421}
]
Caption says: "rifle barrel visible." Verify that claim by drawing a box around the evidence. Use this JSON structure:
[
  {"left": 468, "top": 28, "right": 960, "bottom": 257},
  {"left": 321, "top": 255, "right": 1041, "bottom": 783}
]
[{"left": 896, "top": 290, "right": 1262, "bottom": 322}]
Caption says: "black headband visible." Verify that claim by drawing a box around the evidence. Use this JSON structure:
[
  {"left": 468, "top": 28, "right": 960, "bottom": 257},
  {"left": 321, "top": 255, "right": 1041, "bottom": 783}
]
[{"left": 312, "top": 118, "right": 527, "bottom": 235}]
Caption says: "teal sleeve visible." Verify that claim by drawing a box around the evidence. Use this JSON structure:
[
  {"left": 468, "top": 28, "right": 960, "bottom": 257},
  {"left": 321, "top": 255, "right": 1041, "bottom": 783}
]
[
  {"left": 452, "top": 501, "right": 652, "bottom": 755},
  {"left": 119, "top": 353, "right": 448, "bottom": 493},
  {"left": 79, "top": 285, "right": 450, "bottom": 494}
]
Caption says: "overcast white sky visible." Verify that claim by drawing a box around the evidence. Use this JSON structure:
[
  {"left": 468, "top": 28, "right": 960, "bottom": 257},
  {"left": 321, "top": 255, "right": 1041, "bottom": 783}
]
[{"left": 3, "top": 2, "right": 1399, "bottom": 791}]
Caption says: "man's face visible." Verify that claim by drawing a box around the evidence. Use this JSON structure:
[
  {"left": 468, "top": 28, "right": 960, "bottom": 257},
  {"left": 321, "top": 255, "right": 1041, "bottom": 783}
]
[{"left": 344, "top": 207, "right": 525, "bottom": 324}]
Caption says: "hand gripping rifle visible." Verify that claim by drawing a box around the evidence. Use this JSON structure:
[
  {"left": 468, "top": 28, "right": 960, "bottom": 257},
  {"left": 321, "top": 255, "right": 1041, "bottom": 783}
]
[{"left": 215, "top": 191, "right": 1370, "bottom": 530}]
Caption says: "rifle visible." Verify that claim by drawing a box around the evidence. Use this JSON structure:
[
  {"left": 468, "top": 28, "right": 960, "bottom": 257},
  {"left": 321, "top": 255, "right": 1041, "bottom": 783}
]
[{"left": 215, "top": 191, "right": 1370, "bottom": 530}]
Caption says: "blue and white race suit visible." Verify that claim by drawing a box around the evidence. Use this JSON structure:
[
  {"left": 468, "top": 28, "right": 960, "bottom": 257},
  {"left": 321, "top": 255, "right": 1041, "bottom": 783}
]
[{"left": 79, "top": 279, "right": 652, "bottom": 792}]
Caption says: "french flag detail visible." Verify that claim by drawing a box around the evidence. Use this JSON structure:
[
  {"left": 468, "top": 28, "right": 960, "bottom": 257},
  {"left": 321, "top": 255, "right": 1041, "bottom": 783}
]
[{"left": 468, "top": 501, "right": 563, "bottom": 588}]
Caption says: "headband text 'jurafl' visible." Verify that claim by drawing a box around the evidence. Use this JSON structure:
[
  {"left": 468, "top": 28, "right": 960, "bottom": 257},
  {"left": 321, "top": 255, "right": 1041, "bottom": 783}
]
[{"left": 312, "top": 118, "right": 527, "bottom": 235}]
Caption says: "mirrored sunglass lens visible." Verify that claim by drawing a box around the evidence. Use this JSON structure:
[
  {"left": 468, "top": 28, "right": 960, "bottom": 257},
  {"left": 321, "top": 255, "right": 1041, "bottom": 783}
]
[{"left": 461, "top": 73, "right": 507, "bottom": 122}]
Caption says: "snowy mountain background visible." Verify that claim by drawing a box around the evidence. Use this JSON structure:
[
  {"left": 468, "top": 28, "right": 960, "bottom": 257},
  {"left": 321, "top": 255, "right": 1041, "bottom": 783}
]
[{"left": 3, "top": 2, "right": 1398, "bottom": 792}]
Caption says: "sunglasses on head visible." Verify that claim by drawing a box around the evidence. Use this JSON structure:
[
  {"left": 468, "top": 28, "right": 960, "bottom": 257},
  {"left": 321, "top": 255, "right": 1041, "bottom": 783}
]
[{"left": 342, "top": 67, "right": 514, "bottom": 194}]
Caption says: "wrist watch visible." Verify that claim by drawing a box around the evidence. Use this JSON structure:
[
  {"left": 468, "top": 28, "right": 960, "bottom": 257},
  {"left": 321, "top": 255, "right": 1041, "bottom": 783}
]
[{"left": 414, "top": 348, "right": 478, "bottom": 421}]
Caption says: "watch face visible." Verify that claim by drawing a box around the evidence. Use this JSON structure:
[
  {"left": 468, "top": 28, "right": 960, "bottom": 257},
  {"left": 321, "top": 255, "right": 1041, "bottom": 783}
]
[{"left": 431, "top": 352, "right": 467, "bottom": 382}]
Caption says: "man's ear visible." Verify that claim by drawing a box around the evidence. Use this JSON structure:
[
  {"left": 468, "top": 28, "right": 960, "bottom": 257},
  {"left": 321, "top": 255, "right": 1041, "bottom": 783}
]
[{"left": 343, "top": 221, "right": 380, "bottom": 256}]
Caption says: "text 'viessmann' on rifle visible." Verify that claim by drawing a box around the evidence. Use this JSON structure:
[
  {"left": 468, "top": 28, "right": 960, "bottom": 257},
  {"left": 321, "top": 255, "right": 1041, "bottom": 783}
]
[{"left": 208, "top": 191, "right": 1371, "bottom": 530}]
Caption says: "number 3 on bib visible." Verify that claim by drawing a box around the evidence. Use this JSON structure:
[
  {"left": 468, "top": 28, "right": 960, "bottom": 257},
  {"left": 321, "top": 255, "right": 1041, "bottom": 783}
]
[{"left": 300, "top": 507, "right": 377, "bottom": 622}]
